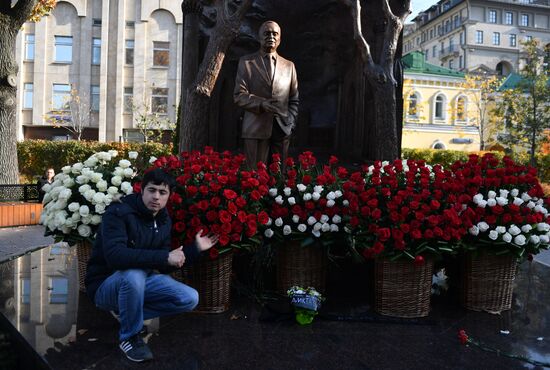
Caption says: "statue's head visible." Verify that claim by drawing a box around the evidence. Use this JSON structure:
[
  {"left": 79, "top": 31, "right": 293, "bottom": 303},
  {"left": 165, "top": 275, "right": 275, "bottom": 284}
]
[{"left": 259, "top": 21, "right": 281, "bottom": 53}]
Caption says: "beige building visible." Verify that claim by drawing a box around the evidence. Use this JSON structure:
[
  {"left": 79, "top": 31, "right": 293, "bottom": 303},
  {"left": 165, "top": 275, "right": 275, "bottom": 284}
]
[
  {"left": 402, "top": 52, "right": 480, "bottom": 151},
  {"left": 404, "top": 0, "right": 550, "bottom": 75},
  {"left": 15, "top": 0, "right": 183, "bottom": 142}
]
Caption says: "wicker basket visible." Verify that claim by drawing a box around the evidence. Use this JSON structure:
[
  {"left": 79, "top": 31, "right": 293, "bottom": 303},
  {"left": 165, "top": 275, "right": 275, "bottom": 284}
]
[
  {"left": 374, "top": 258, "right": 434, "bottom": 318},
  {"left": 276, "top": 241, "right": 328, "bottom": 294},
  {"left": 76, "top": 240, "right": 93, "bottom": 293},
  {"left": 172, "top": 251, "right": 233, "bottom": 313},
  {"left": 460, "top": 253, "right": 518, "bottom": 313}
]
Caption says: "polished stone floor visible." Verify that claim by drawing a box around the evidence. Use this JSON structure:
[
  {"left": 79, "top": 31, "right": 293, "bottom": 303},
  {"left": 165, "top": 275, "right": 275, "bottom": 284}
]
[{"left": 0, "top": 245, "right": 549, "bottom": 370}]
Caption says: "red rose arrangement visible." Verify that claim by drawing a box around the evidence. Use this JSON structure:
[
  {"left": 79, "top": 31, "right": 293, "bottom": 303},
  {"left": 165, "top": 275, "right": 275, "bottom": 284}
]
[
  {"left": 260, "top": 152, "right": 352, "bottom": 247},
  {"left": 347, "top": 159, "right": 465, "bottom": 262},
  {"left": 150, "top": 147, "right": 270, "bottom": 259},
  {"left": 451, "top": 154, "right": 550, "bottom": 257}
]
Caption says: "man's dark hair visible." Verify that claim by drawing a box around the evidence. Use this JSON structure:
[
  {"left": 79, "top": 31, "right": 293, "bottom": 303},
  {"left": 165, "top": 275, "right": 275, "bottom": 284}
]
[{"left": 141, "top": 168, "right": 176, "bottom": 192}]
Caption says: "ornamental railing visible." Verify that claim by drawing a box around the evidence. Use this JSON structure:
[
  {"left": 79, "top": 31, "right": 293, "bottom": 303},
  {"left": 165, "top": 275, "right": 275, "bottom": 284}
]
[{"left": 0, "top": 184, "right": 40, "bottom": 202}]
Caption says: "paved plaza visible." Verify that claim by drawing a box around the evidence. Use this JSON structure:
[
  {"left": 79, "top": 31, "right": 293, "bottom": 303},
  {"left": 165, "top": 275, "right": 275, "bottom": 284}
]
[{"left": 0, "top": 226, "right": 549, "bottom": 369}]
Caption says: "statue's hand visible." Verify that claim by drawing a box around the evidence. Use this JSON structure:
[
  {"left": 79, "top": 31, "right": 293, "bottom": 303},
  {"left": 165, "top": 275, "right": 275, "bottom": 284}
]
[{"left": 261, "top": 99, "right": 278, "bottom": 113}]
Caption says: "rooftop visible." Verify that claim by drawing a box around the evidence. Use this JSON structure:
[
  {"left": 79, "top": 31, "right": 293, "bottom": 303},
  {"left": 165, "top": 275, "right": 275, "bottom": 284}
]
[{"left": 403, "top": 51, "right": 465, "bottom": 77}]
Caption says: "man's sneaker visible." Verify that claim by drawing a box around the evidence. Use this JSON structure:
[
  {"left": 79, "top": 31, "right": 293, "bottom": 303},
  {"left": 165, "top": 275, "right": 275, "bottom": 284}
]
[{"left": 119, "top": 334, "right": 153, "bottom": 362}]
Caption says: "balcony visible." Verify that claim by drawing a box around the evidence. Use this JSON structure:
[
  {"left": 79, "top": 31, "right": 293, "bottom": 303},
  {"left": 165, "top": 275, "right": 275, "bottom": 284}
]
[{"left": 439, "top": 45, "right": 460, "bottom": 60}]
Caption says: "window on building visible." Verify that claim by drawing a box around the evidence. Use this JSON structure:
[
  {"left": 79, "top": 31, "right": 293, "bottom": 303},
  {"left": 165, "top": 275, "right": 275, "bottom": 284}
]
[
  {"left": 505, "top": 12, "right": 513, "bottom": 25},
  {"left": 153, "top": 41, "right": 170, "bottom": 67},
  {"left": 92, "top": 18, "right": 102, "bottom": 27},
  {"left": 438, "top": 25, "right": 442, "bottom": 35},
  {"left": 92, "top": 38, "right": 101, "bottom": 65},
  {"left": 476, "top": 30, "right": 483, "bottom": 44},
  {"left": 52, "top": 84, "right": 71, "bottom": 110},
  {"left": 440, "top": 42, "right": 444, "bottom": 53},
  {"left": 526, "top": 35, "right": 533, "bottom": 42},
  {"left": 408, "top": 93, "right": 418, "bottom": 117},
  {"left": 430, "top": 29, "right": 434, "bottom": 39},
  {"left": 49, "top": 277, "right": 68, "bottom": 304},
  {"left": 510, "top": 34, "right": 517, "bottom": 47},
  {"left": 91, "top": 85, "right": 99, "bottom": 111},
  {"left": 454, "top": 15, "right": 459, "bottom": 28},
  {"left": 425, "top": 50, "right": 429, "bottom": 61},
  {"left": 125, "top": 21, "right": 135, "bottom": 28},
  {"left": 460, "top": 32, "right": 465, "bottom": 45},
  {"left": 125, "top": 40, "right": 134, "bottom": 65},
  {"left": 520, "top": 14, "right": 529, "bottom": 27},
  {"left": 433, "top": 46, "right": 437, "bottom": 58},
  {"left": 449, "top": 59, "right": 454, "bottom": 69},
  {"left": 21, "top": 278, "right": 30, "bottom": 304},
  {"left": 151, "top": 88, "right": 168, "bottom": 114},
  {"left": 435, "top": 95, "right": 445, "bottom": 120},
  {"left": 124, "top": 87, "right": 133, "bottom": 113},
  {"left": 24, "top": 34, "right": 35, "bottom": 60},
  {"left": 493, "top": 32, "right": 500, "bottom": 45},
  {"left": 23, "top": 83, "right": 33, "bottom": 109},
  {"left": 445, "top": 20, "right": 450, "bottom": 33},
  {"left": 54, "top": 36, "right": 72, "bottom": 63},
  {"left": 459, "top": 55, "right": 464, "bottom": 69},
  {"left": 449, "top": 37, "right": 455, "bottom": 51},
  {"left": 432, "top": 141, "right": 447, "bottom": 150},
  {"left": 488, "top": 10, "right": 497, "bottom": 23},
  {"left": 456, "top": 97, "right": 466, "bottom": 121}
]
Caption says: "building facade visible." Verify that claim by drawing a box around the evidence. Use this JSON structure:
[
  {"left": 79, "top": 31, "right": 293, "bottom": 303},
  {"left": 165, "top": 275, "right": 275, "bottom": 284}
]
[
  {"left": 15, "top": 0, "right": 183, "bottom": 142},
  {"left": 404, "top": 0, "right": 550, "bottom": 75},
  {"left": 402, "top": 51, "right": 481, "bottom": 150}
]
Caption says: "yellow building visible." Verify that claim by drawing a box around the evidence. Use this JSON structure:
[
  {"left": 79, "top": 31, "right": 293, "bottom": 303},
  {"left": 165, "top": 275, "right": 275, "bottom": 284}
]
[{"left": 402, "top": 51, "right": 480, "bottom": 151}]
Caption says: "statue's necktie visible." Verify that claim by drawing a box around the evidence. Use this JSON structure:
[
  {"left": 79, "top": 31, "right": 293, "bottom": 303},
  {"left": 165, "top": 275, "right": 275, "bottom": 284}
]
[{"left": 266, "top": 55, "right": 275, "bottom": 81}]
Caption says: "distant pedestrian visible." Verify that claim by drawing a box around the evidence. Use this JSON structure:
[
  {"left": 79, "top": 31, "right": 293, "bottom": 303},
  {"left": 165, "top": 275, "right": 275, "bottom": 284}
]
[{"left": 37, "top": 168, "right": 55, "bottom": 203}]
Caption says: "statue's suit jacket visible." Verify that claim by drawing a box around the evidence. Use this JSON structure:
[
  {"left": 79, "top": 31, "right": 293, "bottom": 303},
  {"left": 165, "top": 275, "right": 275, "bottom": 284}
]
[{"left": 234, "top": 51, "right": 299, "bottom": 139}]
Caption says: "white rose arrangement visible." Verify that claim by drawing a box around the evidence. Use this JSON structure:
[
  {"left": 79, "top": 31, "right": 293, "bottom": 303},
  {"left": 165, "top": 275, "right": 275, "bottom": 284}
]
[
  {"left": 465, "top": 188, "right": 550, "bottom": 257},
  {"left": 40, "top": 150, "right": 137, "bottom": 244}
]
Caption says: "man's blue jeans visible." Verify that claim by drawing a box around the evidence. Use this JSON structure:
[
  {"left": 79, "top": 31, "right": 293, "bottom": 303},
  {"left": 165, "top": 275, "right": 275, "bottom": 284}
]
[{"left": 94, "top": 269, "right": 199, "bottom": 341}]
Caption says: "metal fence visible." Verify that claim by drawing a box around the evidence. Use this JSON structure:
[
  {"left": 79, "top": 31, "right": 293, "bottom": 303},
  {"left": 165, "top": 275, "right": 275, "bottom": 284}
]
[{"left": 0, "top": 184, "right": 40, "bottom": 202}]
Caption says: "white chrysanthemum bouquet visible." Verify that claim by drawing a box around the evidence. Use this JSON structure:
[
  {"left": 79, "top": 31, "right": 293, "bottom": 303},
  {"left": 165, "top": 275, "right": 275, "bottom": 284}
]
[{"left": 40, "top": 150, "right": 138, "bottom": 244}]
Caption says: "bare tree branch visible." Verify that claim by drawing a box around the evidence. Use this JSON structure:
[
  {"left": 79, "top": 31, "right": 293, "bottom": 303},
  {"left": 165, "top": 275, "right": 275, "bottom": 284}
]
[
  {"left": 380, "top": 0, "right": 397, "bottom": 21},
  {"left": 10, "top": 0, "right": 37, "bottom": 27},
  {"left": 231, "top": 0, "right": 252, "bottom": 22},
  {"left": 379, "top": 0, "right": 409, "bottom": 86},
  {"left": 395, "top": 0, "right": 412, "bottom": 19},
  {"left": 340, "top": 0, "right": 374, "bottom": 68}
]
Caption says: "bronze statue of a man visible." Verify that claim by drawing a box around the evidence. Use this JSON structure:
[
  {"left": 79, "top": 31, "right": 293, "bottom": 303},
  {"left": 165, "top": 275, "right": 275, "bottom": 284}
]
[{"left": 234, "top": 20, "right": 299, "bottom": 169}]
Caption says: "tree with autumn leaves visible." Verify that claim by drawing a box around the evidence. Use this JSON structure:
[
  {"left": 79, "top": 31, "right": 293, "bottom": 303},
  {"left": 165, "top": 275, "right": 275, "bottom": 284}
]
[
  {"left": 460, "top": 74, "right": 502, "bottom": 151},
  {"left": 0, "top": 0, "right": 57, "bottom": 184},
  {"left": 493, "top": 39, "right": 550, "bottom": 167}
]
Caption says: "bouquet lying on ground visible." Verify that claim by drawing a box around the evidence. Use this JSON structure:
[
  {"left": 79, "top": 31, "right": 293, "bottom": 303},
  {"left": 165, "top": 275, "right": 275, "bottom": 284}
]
[
  {"left": 40, "top": 150, "right": 138, "bottom": 244},
  {"left": 287, "top": 286, "right": 324, "bottom": 325},
  {"left": 149, "top": 147, "right": 269, "bottom": 259}
]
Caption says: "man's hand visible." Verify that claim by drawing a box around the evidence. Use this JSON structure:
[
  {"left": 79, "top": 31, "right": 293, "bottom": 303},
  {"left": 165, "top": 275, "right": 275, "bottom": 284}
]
[
  {"left": 168, "top": 246, "right": 186, "bottom": 268},
  {"left": 195, "top": 232, "right": 219, "bottom": 252},
  {"left": 261, "top": 99, "right": 279, "bottom": 113}
]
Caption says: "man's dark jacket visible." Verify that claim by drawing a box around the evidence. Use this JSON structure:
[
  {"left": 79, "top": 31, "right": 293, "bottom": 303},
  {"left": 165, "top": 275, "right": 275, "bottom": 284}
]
[
  {"left": 37, "top": 177, "right": 51, "bottom": 202},
  {"left": 85, "top": 193, "right": 199, "bottom": 302}
]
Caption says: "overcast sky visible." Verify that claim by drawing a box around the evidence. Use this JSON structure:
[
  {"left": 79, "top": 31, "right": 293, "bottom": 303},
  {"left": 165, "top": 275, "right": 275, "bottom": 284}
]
[{"left": 409, "top": 0, "right": 438, "bottom": 20}]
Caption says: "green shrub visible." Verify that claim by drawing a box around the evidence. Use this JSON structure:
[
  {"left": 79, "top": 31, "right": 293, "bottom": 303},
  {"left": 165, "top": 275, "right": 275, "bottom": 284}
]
[{"left": 18, "top": 140, "right": 172, "bottom": 183}]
